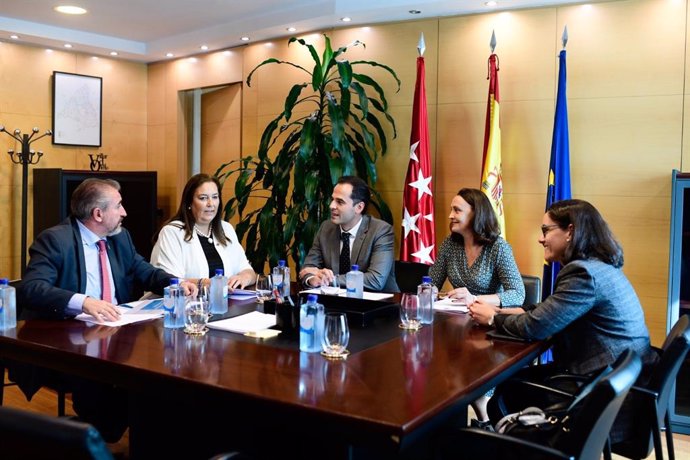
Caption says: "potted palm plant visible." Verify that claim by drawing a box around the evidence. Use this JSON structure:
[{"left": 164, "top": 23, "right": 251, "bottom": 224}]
[{"left": 216, "top": 34, "right": 400, "bottom": 271}]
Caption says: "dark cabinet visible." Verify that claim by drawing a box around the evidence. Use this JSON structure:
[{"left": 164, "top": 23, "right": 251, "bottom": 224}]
[
  {"left": 33, "top": 169, "right": 158, "bottom": 260},
  {"left": 668, "top": 169, "right": 690, "bottom": 433}
]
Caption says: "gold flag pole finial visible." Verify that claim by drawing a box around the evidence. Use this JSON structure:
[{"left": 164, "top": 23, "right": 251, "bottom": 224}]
[
  {"left": 562, "top": 25, "right": 568, "bottom": 49},
  {"left": 490, "top": 30, "right": 497, "bottom": 53},
  {"left": 417, "top": 32, "right": 426, "bottom": 57}
]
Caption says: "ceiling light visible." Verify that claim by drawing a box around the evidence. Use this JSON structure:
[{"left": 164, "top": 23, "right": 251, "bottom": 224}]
[
  {"left": 485, "top": 1, "right": 497, "bottom": 6},
  {"left": 64, "top": 43, "right": 72, "bottom": 48},
  {"left": 166, "top": 52, "right": 174, "bottom": 58},
  {"left": 240, "top": 36, "right": 250, "bottom": 41},
  {"left": 287, "top": 27, "right": 297, "bottom": 32},
  {"left": 341, "top": 17, "right": 352, "bottom": 22},
  {"left": 110, "top": 51, "right": 118, "bottom": 56},
  {"left": 10, "top": 34, "right": 19, "bottom": 40},
  {"left": 200, "top": 45, "right": 209, "bottom": 51},
  {"left": 409, "top": 10, "right": 421, "bottom": 14},
  {"left": 54, "top": 5, "right": 87, "bottom": 15}
]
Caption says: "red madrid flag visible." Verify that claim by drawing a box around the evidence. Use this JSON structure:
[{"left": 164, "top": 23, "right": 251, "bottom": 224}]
[{"left": 400, "top": 37, "right": 435, "bottom": 265}]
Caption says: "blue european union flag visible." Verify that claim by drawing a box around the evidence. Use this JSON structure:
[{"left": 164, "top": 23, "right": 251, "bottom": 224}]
[{"left": 542, "top": 49, "right": 572, "bottom": 301}]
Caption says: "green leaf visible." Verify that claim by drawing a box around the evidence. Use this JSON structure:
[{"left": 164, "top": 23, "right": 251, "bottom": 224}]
[
  {"left": 327, "top": 92, "right": 346, "bottom": 153},
  {"left": 350, "top": 82, "right": 368, "bottom": 119},
  {"left": 353, "top": 73, "right": 388, "bottom": 111},
  {"left": 337, "top": 60, "right": 352, "bottom": 88},
  {"left": 365, "top": 111, "right": 388, "bottom": 155},
  {"left": 321, "top": 36, "right": 334, "bottom": 82},
  {"left": 258, "top": 114, "right": 284, "bottom": 161},
  {"left": 284, "top": 84, "right": 307, "bottom": 121},
  {"left": 368, "top": 98, "right": 398, "bottom": 141},
  {"left": 339, "top": 82, "right": 351, "bottom": 122},
  {"left": 351, "top": 60, "right": 401, "bottom": 92},
  {"left": 246, "top": 58, "right": 311, "bottom": 87}
]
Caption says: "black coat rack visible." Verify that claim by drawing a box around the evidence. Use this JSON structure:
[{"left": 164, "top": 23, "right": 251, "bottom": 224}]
[{"left": 0, "top": 125, "right": 52, "bottom": 276}]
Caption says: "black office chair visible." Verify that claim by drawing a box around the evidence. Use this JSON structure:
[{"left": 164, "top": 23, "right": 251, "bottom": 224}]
[
  {"left": 0, "top": 405, "right": 114, "bottom": 459},
  {"left": 0, "top": 279, "right": 70, "bottom": 417},
  {"left": 394, "top": 260, "right": 430, "bottom": 293},
  {"left": 605, "top": 315, "right": 690, "bottom": 460},
  {"left": 436, "top": 349, "right": 642, "bottom": 460},
  {"left": 521, "top": 274, "right": 541, "bottom": 306}
]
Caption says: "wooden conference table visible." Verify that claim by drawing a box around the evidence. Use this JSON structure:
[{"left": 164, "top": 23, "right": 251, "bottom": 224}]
[{"left": 0, "top": 293, "right": 546, "bottom": 460}]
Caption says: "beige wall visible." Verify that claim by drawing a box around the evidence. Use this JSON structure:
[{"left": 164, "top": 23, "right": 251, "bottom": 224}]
[
  {"left": 0, "top": 42, "right": 147, "bottom": 277},
  {"left": 0, "top": 0, "right": 686, "bottom": 344}
]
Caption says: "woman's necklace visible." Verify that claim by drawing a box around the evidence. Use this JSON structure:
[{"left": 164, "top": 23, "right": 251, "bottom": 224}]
[{"left": 194, "top": 224, "right": 213, "bottom": 244}]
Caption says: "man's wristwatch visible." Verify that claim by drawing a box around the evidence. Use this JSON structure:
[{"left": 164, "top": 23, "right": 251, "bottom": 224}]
[{"left": 488, "top": 314, "right": 495, "bottom": 327}]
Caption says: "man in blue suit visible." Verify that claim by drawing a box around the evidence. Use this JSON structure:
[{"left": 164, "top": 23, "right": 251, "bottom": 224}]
[
  {"left": 299, "top": 176, "right": 398, "bottom": 292},
  {"left": 16, "top": 178, "right": 196, "bottom": 442}
]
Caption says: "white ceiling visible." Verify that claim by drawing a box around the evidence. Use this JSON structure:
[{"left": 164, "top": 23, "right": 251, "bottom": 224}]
[{"left": 0, "top": 0, "right": 584, "bottom": 63}]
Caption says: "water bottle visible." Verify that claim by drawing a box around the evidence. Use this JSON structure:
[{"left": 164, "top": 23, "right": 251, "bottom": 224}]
[
  {"left": 300, "top": 294, "right": 324, "bottom": 353},
  {"left": 346, "top": 264, "right": 364, "bottom": 298},
  {"left": 209, "top": 269, "right": 228, "bottom": 315},
  {"left": 417, "top": 275, "right": 434, "bottom": 325},
  {"left": 273, "top": 260, "right": 290, "bottom": 298},
  {"left": 0, "top": 278, "right": 17, "bottom": 330},
  {"left": 164, "top": 278, "right": 185, "bottom": 329}
]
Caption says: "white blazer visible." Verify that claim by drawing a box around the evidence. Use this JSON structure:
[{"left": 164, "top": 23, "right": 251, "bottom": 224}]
[{"left": 150, "top": 220, "right": 253, "bottom": 279}]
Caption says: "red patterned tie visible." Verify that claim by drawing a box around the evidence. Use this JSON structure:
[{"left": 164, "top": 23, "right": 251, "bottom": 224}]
[{"left": 97, "top": 240, "right": 112, "bottom": 303}]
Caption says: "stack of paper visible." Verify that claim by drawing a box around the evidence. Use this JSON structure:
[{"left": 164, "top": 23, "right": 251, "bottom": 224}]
[
  {"left": 75, "top": 300, "right": 164, "bottom": 327},
  {"left": 433, "top": 297, "right": 468, "bottom": 313},
  {"left": 207, "top": 311, "right": 276, "bottom": 335}
]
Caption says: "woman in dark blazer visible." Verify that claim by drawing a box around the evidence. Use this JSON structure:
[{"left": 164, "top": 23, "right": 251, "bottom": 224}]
[{"left": 469, "top": 199, "right": 657, "bottom": 440}]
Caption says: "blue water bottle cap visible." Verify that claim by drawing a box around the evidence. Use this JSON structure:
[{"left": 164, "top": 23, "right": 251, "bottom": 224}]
[
  {"left": 215, "top": 268, "right": 224, "bottom": 276},
  {"left": 422, "top": 275, "right": 432, "bottom": 283},
  {"left": 0, "top": 278, "right": 8, "bottom": 285},
  {"left": 169, "top": 278, "right": 179, "bottom": 285},
  {"left": 351, "top": 264, "right": 359, "bottom": 271},
  {"left": 307, "top": 294, "right": 318, "bottom": 303},
  {"left": 278, "top": 260, "right": 286, "bottom": 267}
]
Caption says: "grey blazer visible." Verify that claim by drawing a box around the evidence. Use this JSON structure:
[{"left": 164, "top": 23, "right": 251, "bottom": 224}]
[
  {"left": 495, "top": 258, "right": 654, "bottom": 374},
  {"left": 301, "top": 214, "right": 399, "bottom": 293}
]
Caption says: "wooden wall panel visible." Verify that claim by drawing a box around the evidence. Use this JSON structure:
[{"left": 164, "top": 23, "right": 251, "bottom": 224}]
[{"left": 1, "top": 0, "right": 688, "bottom": 345}]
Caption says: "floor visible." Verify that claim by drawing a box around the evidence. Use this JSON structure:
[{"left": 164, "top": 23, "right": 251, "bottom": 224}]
[{"left": 3, "top": 372, "right": 690, "bottom": 459}]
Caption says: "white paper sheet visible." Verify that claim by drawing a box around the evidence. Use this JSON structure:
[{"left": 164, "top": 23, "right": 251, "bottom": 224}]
[
  {"left": 75, "top": 303, "right": 164, "bottom": 327},
  {"left": 433, "top": 297, "right": 468, "bottom": 313},
  {"left": 206, "top": 311, "right": 276, "bottom": 334}
]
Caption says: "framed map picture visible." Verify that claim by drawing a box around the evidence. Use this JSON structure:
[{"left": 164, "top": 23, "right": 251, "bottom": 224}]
[{"left": 52, "top": 71, "right": 102, "bottom": 147}]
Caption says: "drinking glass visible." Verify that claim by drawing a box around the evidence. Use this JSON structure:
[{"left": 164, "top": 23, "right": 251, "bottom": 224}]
[
  {"left": 321, "top": 312, "right": 350, "bottom": 358},
  {"left": 255, "top": 274, "right": 273, "bottom": 303},
  {"left": 320, "top": 276, "right": 340, "bottom": 296},
  {"left": 184, "top": 296, "right": 210, "bottom": 335},
  {"left": 399, "top": 293, "right": 421, "bottom": 330}
]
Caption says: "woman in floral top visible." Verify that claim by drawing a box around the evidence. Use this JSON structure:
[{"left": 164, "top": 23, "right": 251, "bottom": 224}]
[
  {"left": 429, "top": 188, "right": 525, "bottom": 427},
  {"left": 430, "top": 188, "right": 525, "bottom": 306}
]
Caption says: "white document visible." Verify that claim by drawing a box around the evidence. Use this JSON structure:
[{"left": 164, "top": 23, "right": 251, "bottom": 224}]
[
  {"left": 75, "top": 302, "right": 164, "bottom": 327},
  {"left": 299, "top": 288, "right": 393, "bottom": 301},
  {"left": 206, "top": 311, "right": 276, "bottom": 334},
  {"left": 300, "top": 287, "right": 346, "bottom": 296},
  {"left": 433, "top": 296, "right": 468, "bottom": 313},
  {"left": 228, "top": 289, "right": 258, "bottom": 300}
]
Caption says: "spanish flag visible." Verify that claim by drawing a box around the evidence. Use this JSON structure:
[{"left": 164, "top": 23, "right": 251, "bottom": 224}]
[{"left": 480, "top": 53, "right": 505, "bottom": 236}]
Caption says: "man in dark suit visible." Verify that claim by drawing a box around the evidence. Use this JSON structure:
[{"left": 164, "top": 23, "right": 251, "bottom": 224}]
[
  {"left": 299, "top": 176, "right": 398, "bottom": 292},
  {"left": 16, "top": 178, "right": 196, "bottom": 442}
]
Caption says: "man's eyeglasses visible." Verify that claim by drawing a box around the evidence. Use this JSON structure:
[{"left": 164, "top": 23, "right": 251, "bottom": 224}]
[{"left": 540, "top": 224, "right": 560, "bottom": 236}]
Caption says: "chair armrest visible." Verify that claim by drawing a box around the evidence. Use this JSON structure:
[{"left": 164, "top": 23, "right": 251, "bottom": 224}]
[
  {"left": 437, "top": 428, "right": 574, "bottom": 460},
  {"left": 629, "top": 385, "right": 659, "bottom": 400},
  {"left": 510, "top": 378, "right": 578, "bottom": 399}
]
